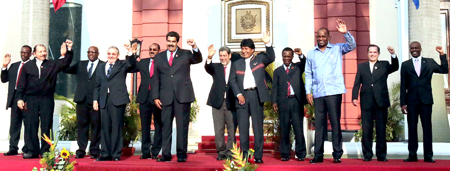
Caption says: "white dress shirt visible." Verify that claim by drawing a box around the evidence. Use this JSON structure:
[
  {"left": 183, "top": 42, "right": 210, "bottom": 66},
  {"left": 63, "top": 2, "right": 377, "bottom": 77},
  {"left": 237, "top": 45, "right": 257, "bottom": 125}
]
[
  {"left": 36, "top": 59, "right": 44, "bottom": 78},
  {"left": 166, "top": 47, "right": 199, "bottom": 61},
  {"left": 412, "top": 56, "right": 422, "bottom": 72},
  {"left": 87, "top": 59, "right": 99, "bottom": 76},
  {"left": 243, "top": 55, "right": 257, "bottom": 89},
  {"left": 283, "top": 63, "right": 295, "bottom": 95}
]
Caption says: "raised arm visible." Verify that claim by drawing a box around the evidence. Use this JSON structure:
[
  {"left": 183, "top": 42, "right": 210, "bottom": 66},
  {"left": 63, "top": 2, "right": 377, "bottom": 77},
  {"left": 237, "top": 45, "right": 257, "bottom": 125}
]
[
  {"left": 124, "top": 42, "right": 138, "bottom": 73},
  {"left": 187, "top": 38, "right": 203, "bottom": 64},
  {"left": 387, "top": 46, "right": 399, "bottom": 74},
  {"left": 204, "top": 44, "right": 216, "bottom": 76},
  {"left": 1, "top": 54, "right": 11, "bottom": 83},
  {"left": 335, "top": 19, "right": 356, "bottom": 55},
  {"left": 57, "top": 40, "right": 74, "bottom": 72},
  {"left": 261, "top": 31, "right": 275, "bottom": 65},
  {"left": 434, "top": 46, "right": 449, "bottom": 74}
]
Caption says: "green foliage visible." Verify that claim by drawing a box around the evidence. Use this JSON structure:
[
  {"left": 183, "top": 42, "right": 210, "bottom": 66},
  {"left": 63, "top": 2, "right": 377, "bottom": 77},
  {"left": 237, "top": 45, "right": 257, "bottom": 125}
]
[
  {"left": 354, "top": 82, "right": 404, "bottom": 142},
  {"left": 190, "top": 99, "right": 200, "bottom": 123},
  {"left": 123, "top": 97, "right": 141, "bottom": 147},
  {"left": 55, "top": 94, "right": 78, "bottom": 141}
]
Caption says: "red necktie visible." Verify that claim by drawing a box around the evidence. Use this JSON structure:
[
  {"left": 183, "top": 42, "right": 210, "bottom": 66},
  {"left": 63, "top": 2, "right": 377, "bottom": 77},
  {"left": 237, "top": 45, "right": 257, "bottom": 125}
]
[
  {"left": 169, "top": 52, "right": 174, "bottom": 66},
  {"left": 16, "top": 63, "right": 24, "bottom": 88},
  {"left": 286, "top": 68, "right": 290, "bottom": 96},
  {"left": 149, "top": 60, "right": 154, "bottom": 90}
]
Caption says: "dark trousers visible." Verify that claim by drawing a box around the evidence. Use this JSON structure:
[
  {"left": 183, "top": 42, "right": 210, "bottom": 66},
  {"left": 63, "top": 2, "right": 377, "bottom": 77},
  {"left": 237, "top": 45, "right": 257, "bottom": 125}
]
[
  {"left": 231, "top": 110, "right": 238, "bottom": 136},
  {"left": 139, "top": 99, "right": 162, "bottom": 156},
  {"left": 279, "top": 97, "right": 306, "bottom": 158},
  {"left": 313, "top": 94, "right": 343, "bottom": 159},
  {"left": 407, "top": 103, "right": 433, "bottom": 159},
  {"left": 361, "top": 98, "right": 387, "bottom": 159},
  {"left": 236, "top": 89, "right": 264, "bottom": 159},
  {"left": 160, "top": 95, "right": 191, "bottom": 159},
  {"left": 24, "top": 96, "right": 54, "bottom": 155},
  {"left": 212, "top": 100, "right": 235, "bottom": 157},
  {"left": 8, "top": 91, "right": 26, "bottom": 153},
  {"left": 100, "top": 95, "right": 125, "bottom": 158},
  {"left": 76, "top": 101, "right": 101, "bottom": 156}
]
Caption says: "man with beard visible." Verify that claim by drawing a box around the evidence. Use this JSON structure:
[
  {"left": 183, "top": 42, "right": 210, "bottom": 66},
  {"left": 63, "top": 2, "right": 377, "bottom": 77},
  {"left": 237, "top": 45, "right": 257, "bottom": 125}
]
[
  {"left": 152, "top": 31, "right": 202, "bottom": 162},
  {"left": 1, "top": 45, "right": 32, "bottom": 156},
  {"left": 401, "top": 42, "right": 448, "bottom": 163},
  {"left": 17, "top": 40, "right": 74, "bottom": 159},
  {"left": 132, "top": 43, "right": 163, "bottom": 159},
  {"left": 305, "top": 19, "right": 356, "bottom": 163},
  {"left": 64, "top": 46, "right": 105, "bottom": 159},
  {"left": 229, "top": 31, "right": 274, "bottom": 163}
]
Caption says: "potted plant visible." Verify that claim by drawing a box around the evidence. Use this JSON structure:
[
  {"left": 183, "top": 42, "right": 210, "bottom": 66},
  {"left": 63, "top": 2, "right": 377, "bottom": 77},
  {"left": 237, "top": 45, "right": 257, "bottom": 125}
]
[
  {"left": 55, "top": 94, "right": 78, "bottom": 141},
  {"left": 122, "top": 97, "right": 141, "bottom": 156}
]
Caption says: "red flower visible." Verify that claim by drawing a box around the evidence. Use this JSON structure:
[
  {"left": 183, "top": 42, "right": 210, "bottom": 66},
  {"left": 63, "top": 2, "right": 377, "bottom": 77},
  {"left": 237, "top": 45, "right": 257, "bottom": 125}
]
[{"left": 248, "top": 158, "right": 255, "bottom": 164}]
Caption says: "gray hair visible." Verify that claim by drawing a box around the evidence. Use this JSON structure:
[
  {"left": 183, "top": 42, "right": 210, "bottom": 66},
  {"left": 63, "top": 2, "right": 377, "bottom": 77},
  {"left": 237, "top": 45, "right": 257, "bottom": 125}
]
[
  {"left": 219, "top": 46, "right": 231, "bottom": 55},
  {"left": 108, "top": 46, "right": 120, "bottom": 54}
]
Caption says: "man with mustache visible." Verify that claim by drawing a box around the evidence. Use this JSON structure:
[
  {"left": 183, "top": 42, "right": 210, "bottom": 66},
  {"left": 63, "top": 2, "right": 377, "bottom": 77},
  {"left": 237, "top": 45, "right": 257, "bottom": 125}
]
[
  {"left": 305, "top": 19, "right": 356, "bottom": 163},
  {"left": 352, "top": 45, "right": 398, "bottom": 162},
  {"left": 1, "top": 45, "right": 32, "bottom": 156},
  {"left": 63, "top": 46, "right": 105, "bottom": 159},
  {"left": 132, "top": 43, "right": 163, "bottom": 159},
  {"left": 229, "top": 31, "right": 274, "bottom": 163},
  {"left": 152, "top": 31, "right": 202, "bottom": 162},
  {"left": 16, "top": 40, "right": 74, "bottom": 159},
  {"left": 401, "top": 42, "right": 448, "bottom": 163}
]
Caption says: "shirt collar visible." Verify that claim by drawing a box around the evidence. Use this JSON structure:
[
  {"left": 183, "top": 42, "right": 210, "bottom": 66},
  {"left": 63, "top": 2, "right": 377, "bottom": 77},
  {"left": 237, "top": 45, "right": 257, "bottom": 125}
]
[
  {"left": 314, "top": 43, "right": 333, "bottom": 51},
  {"left": 22, "top": 59, "right": 30, "bottom": 64},
  {"left": 284, "top": 63, "right": 292, "bottom": 69}
]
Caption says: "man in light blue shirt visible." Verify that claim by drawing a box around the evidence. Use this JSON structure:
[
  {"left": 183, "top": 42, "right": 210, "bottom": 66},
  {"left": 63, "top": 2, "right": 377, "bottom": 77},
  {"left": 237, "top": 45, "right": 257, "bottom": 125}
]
[{"left": 305, "top": 19, "right": 356, "bottom": 164}]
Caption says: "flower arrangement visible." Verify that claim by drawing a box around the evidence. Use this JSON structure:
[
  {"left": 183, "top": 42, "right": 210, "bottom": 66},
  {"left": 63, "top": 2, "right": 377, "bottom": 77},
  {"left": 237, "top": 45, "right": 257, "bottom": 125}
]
[
  {"left": 32, "top": 133, "right": 76, "bottom": 171},
  {"left": 223, "top": 143, "right": 258, "bottom": 171}
]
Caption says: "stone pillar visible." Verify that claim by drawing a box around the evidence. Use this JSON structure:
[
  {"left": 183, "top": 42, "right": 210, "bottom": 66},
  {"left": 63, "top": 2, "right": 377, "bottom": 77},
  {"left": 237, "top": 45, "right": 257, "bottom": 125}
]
[
  {"left": 409, "top": 0, "right": 450, "bottom": 142},
  {"left": 21, "top": 0, "right": 49, "bottom": 47}
]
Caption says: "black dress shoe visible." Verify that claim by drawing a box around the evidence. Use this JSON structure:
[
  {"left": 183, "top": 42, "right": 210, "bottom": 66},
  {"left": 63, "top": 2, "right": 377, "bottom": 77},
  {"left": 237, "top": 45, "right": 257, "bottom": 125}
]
[
  {"left": 297, "top": 158, "right": 305, "bottom": 161},
  {"left": 310, "top": 157, "right": 323, "bottom": 163},
  {"left": 157, "top": 157, "right": 172, "bottom": 162},
  {"left": 254, "top": 159, "right": 263, "bottom": 163},
  {"left": 23, "top": 153, "right": 39, "bottom": 159},
  {"left": 151, "top": 155, "right": 159, "bottom": 159},
  {"left": 281, "top": 157, "right": 289, "bottom": 161},
  {"left": 404, "top": 157, "right": 418, "bottom": 162},
  {"left": 217, "top": 155, "right": 227, "bottom": 161},
  {"left": 424, "top": 158, "right": 436, "bottom": 163},
  {"left": 75, "top": 154, "right": 85, "bottom": 158},
  {"left": 3, "top": 151, "right": 18, "bottom": 156},
  {"left": 114, "top": 157, "right": 121, "bottom": 161},
  {"left": 363, "top": 158, "right": 372, "bottom": 161},
  {"left": 140, "top": 153, "right": 151, "bottom": 159},
  {"left": 90, "top": 155, "right": 99, "bottom": 159},
  {"left": 177, "top": 158, "right": 187, "bottom": 162},
  {"left": 96, "top": 156, "right": 112, "bottom": 161},
  {"left": 333, "top": 158, "right": 341, "bottom": 163},
  {"left": 377, "top": 158, "right": 388, "bottom": 162}
]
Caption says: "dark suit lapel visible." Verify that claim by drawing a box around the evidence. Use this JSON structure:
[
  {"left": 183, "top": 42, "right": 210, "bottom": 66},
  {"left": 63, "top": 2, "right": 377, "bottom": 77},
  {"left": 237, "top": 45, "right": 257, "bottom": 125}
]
[
  {"left": 82, "top": 61, "right": 90, "bottom": 79},
  {"left": 108, "top": 60, "right": 123, "bottom": 80},
  {"left": 145, "top": 59, "right": 151, "bottom": 77},
  {"left": 420, "top": 58, "right": 426, "bottom": 77}
]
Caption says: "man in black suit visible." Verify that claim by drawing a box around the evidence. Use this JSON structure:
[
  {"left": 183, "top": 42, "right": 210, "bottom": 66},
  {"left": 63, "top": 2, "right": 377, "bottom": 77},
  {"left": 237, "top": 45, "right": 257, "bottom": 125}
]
[
  {"left": 93, "top": 44, "right": 137, "bottom": 161},
  {"left": 401, "top": 42, "right": 448, "bottom": 163},
  {"left": 205, "top": 45, "right": 236, "bottom": 160},
  {"left": 352, "top": 45, "right": 399, "bottom": 162},
  {"left": 272, "top": 47, "right": 307, "bottom": 161},
  {"left": 17, "top": 40, "right": 74, "bottom": 159},
  {"left": 1, "top": 45, "right": 32, "bottom": 156},
  {"left": 64, "top": 46, "right": 104, "bottom": 159},
  {"left": 229, "top": 31, "right": 274, "bottom": 163},
  {"left": 133, "top": 43, "right": 163, "bottom": 160},
  {"left": 152, "top": 31, "right": 203, "bottom": 162}
]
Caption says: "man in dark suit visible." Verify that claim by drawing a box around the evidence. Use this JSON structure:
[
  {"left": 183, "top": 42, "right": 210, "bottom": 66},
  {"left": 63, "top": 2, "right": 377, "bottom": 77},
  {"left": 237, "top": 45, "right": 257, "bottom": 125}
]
[
  {"left": 63, "top": 46, "right": 104, "bottom": 159},
  {"left": 93, "top": 44, "right": 137, "bottom": 161},
  {"left": 1, "top": 45, "right": 32, "bottom": 156},
  {"left": 229, "top": 31, "right": 274, "bottom": 163},
  {"left": 16, "top": 40, "right": 74, "bottom": 159},
  {"left": 401, "top": 42, "right": 448, "bottom": 163},
  {"left": 205, "top": 45, "right": 236, "bottom": 160},
  {"left": 352, "top": 45, "right": 399, "bottom": 162},
  {"left": 152, "top": 31, "right": 203, "bottom": 162},
  {"left": 133, "top": 43, "right": 163, "bottom": 160},
  {"left": 272, "top": 47, "right": 307, "bottom": 161}
]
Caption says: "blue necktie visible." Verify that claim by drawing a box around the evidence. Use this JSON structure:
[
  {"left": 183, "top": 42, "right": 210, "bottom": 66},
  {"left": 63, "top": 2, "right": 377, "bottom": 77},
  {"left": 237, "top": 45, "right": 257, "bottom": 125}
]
[
  {"left": 88, "top": 62, "right": 94, "bottom": 78},
  {"left": 107, "top": 64, "right": 113, "bottom": 77}
]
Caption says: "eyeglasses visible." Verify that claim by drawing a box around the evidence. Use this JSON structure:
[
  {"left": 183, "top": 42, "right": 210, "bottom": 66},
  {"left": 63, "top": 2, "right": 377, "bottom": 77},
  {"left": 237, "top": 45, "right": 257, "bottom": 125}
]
[
  {"left": 149, "top": 48, "right": 159, "bottom": 51},
  {"left": 20, "top": 51, "right": 30, "bottom": 54},
  {"left": 87, "top": 51, "right": 98, "bottom": 54}
]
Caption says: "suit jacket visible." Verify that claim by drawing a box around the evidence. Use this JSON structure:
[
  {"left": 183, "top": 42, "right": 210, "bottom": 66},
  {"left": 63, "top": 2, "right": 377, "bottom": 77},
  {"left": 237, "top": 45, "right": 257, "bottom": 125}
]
[
  {"left": 400, "top": 54, "right": 449, "bottom": 106},
  {"left": 352, "top": 56, "right": 399, "bottom": 110},
  {"left": 272, "top": 57, "right": 307, "bottom": 108},
  {"left": 205, "top": 61, "right": 235, "bottom": 110},
  {"left": 151, "top": 47, "right": 202, "bottom": 106},
  {"left": 16, "top": 50, "right": 73, "bottom": 101},
  {"left": 132, "top": 58, "right": 156, "bottom": 105},
  {"left": 229, "top": 46, "right": 275, "bottom": 106},
  {"left": 64, "top": 60, "right": 105, "bottom": 104},
  {"left": 1, "top": 61, "right": 22, "bottom": 109},
  {"left": 93, "top": 55, "right": 137, "bottom": 109}
]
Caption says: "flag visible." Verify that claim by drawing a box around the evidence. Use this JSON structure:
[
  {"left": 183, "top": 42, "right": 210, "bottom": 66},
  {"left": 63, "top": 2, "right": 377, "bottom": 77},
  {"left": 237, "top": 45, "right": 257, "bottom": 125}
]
[
  {"left": 413, "top": 0, "right": 419, "bottom": 10},
  {"left": 52, "top": 0, "right": 66, "bottom": 12}
]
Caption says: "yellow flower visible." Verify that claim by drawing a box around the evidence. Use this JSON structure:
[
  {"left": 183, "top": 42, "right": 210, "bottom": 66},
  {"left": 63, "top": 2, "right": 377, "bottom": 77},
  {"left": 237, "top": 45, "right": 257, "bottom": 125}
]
[
  {"left": 42, "top": 134, "right": 53, "bottom": 146},
  {"left": 249, "top": 149, "right": 255, "bottom": 153},
  {"left": 61, "top": 147, "right": 70, "bottom": 159}
]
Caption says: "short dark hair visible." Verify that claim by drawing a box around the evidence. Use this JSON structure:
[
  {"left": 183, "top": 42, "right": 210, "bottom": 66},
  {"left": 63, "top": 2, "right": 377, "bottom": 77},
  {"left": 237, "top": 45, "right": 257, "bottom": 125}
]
[
  {"left": 367, "top": 44, "right": 380, "bottom": 53},
  {"left": 22, "top": 45, "right": 32, "bottom": 52},
  {"left": 150, "top": 43, "right": 160, "bottom": 51},
  {"left": 240, "top": 38, "right": 255, "bottom": 49},
  {"left": 219, "top": 46, "right": 231, "bottom": 54},
  {"left": 317, "top": 27, "right": 330, "bottom": 36},
  {"left": 166, "top": 31, "right": 180, "bottom": 42},
  {"left": 282, "top": 47, "right": 294, "bottom": 56},
  {"left": 33, "top": 44, "right": 46, "bottom": 53}
]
